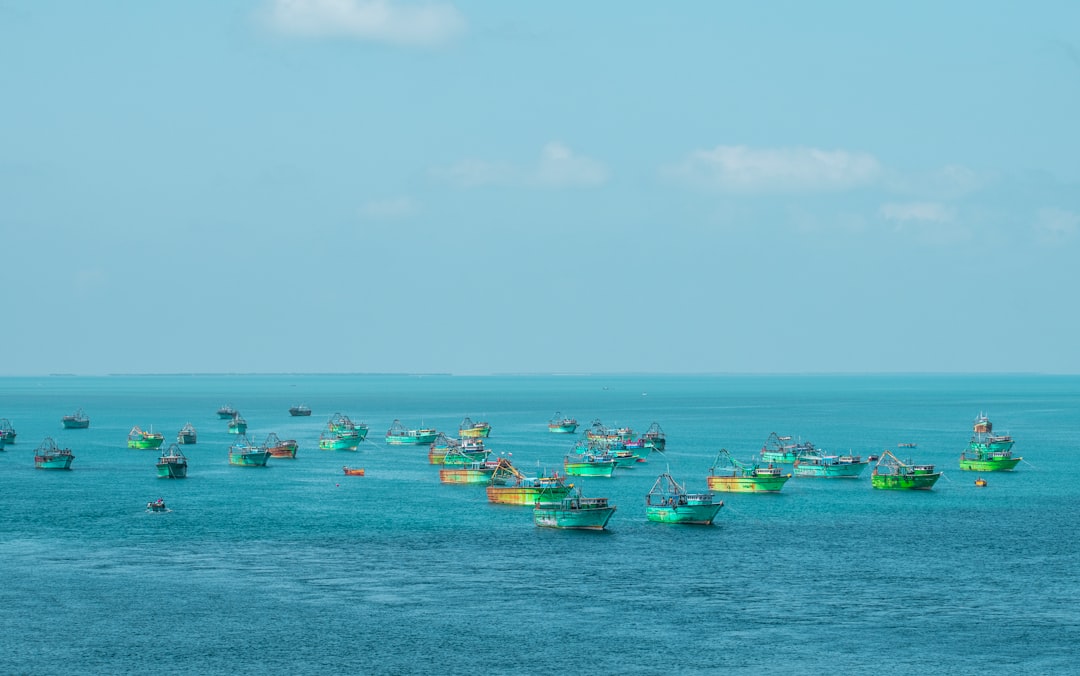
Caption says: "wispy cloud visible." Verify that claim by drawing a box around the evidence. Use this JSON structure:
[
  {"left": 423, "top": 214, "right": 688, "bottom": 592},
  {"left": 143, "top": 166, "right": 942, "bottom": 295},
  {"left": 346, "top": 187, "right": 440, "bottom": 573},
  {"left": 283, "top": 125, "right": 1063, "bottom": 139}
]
[
  {"left": 360, "top": 196, "right": 417, "bottom": 219},
  {"left": 1033, "top": 207, "right": 1079, "bottom": 244},
  {"left": 879, "top": 201, "right": 955, "bottom": 224},
  {"left": 666, "top": 145, "right": 881, "bottom": 193},
  {"left": 264, "top": 0, "right": 465, "bottom": 47},
  {"left": 435, "top": 143, "right": 609, "bottom": 188}
]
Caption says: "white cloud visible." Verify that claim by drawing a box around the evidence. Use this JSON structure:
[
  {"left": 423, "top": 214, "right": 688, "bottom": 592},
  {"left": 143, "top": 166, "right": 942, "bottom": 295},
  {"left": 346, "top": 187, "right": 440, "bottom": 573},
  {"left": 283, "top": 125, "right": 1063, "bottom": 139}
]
[
  {"left": 434, "top": 143, "right": 609, "bottom": 188},
  {"left": 1033, "top": 207, "right": 1079, "bottom": 244},
  {"left": 667, "top": 145, "right": 881, "bottom": 193},
  {"left": 879, "top": 201, "right": 955, "bottom": 223},
  {"left": 265, "top": 0, "right": 465, "bottom": 46},
  {"left": 360, "top": 197, "right": 417, "bottom": 219}
]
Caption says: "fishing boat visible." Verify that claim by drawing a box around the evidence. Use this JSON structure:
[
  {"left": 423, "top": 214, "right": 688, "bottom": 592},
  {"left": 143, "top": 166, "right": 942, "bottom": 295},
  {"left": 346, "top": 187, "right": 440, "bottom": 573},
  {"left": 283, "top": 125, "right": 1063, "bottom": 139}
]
[
  {"left": 385, "top": 419, "right": 439, "bottom": 445},
  {"left": 871, "top": 450, "right": 941, "bottom": 490},
  {"left": 975, "top": 477, "right": 988, "bottom": 487},
  {"left": 548, "top": 412, "right": 579, "bottom": 434},
  {"left": 585, "top": 419, "right": 634, "bottom": 444},
  {"left": 960, "top": 413, "right": 1021, "bottom": 471},
  {"left": 439, "top": 456, "right": 507, "bottom": 485},
  {"left": 760, "top": 432, "right": 814, "bottom": 464},
  {"left": 216, "top": 404, "right": 237, "bottom": 419},
  {"left": 428, "top": 435, "right": 489, "bottom": 465},
  {"left": 342, "top": 466, "right": 365, "bottom": 476},
  {"left": 641, "top": 422, "right": 667, "bottom": 452},
  {"left": 177, "top": 423, "right": 197, "bottom": 445},
  {"left": 0, "top": 418, "right": 16, "bottom": 444},
  {"left": 319, "top": 428, "right": 361, "bottom": 451},
  {"left": 793, "top": 451, "right": 870, "bottom": 478},
  {"left": 156, "top": 444, "right": 188, "bottom": 478},
  {"left": 897, "top": 442, "right": 918, "bottom": 449},
  {"left": 262, "top": 433, "right": 299, "bottom": 458},
  {"left": 486, "top": 462, "right": 574, "bottom": 506},
  {"left": 707, "top": 448, "right": 791, "bottom": 493},
  {"left": 227, "top": 413, "right": 247, "bottom": 435},
  {"left": 128, "top": 425, "right": 165, "bottom": 450},
  {"left": 459, "top": 417, "right": 492, "bottom": 438},
  {"left": 533, "top": 488, "right": 616, "bottom": 530},
  {"left": 61, "top": 408, "right": 90, "bottom": 429},
  {"left": 146, "top": 498, "right": 170, "bottom": 513},
  {"left": 228, "top": 435, "right": 271, "bottom": 467},
  {"left": 34, "top": 437, "right": 74, "bottom": 470},
  {"left": 645, "top": 473, "right": 724, "bottom": 525},
  {"left": 289, "top": 404, "right": 312, "bottom": 417},
  {"left": 563, "top": 450, "right": 618, "bottom": 477},
  {"left": 329, "top": 413, "right": 369, "bottom": 440}
]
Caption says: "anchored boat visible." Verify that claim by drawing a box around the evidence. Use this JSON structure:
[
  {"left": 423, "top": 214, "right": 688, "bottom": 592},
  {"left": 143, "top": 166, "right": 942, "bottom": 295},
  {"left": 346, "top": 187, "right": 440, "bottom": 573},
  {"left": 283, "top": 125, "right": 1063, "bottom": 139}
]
[
  {"left": 459, "top": 417, "right": 492, "bottom": 438},
  {"left": 793, "top": 451, "right": 870, "bottom": 478},
  {"left": 342, "top": 466, "right": 365, "bottom": 476},
  {"left": 429, "top": 434, "right": 488, "bottom": 465},
  {"left": 262, "top": 433, "right": 299, "bottom": 458},
  {"left": 760, "top": 432, "right": 814, "bottom": 464},
  {"left": 146, "top": 498, "right": 170, "bottom": 513},
  {"left": 128, "top": 425, "right": 165, "bottom": 450},
  {"left": 34, "top": 437, "right": 74, "bottom": 470},
  {"left": 216, "top": 404, "right": 237, "bottom": 419},
  {"left": 0, "top": 418, "right": 17, "bottom": 444},
  {"left": 641, "top": 422, "right": 667, "bottom": 452},
  {"left": 177, "top": 423, "right": 197, "bottom": 445},
  {"left": 329, "top": 413, "right": 369, "bottom": 440},
  {"left": 645, "top": 473, "right": 724, "bottom": 525},
  {"left": 563, "top": 449, "right": 618, "bottom": 477},
  {"left": 385, "top": 419, "right": 438, "bottom": 445},
  {"left": 156, "top": 444, "right": 188, "bottom": 478},
  {"left": 533, "top": 488, "right": 616, "bottom": 530},
  {"left": 228, "top": 435, "right": 271, "bottom": 467},
  {"left": 227, "top": 413, "right": 247, "bottom": 435},
  {"left": 871, "top": 450, "right": 941, "bottom": 490},
  {"left": 486, "top": 462, "right": 574, "bottom": 506},
  {"left": 61, "top": 408, "right": 90, "bottom": 429},
  {"left": 319, "top": 428, "right": 361, "bottom": 451},
  {"left": 289, "top": 404, "right": 312, "bottom": 417},
  {"left": 960, "top": 413, "right": 1021, "bottom": 471},
  {"left": 548, "top": 412, "right": 579, "bottom": 434},
  {"left": 439, "top": 455, "right": 509, "bottom": 484},
  {"left": 707, "top": 448, "right": 791, "bottom": 493}
]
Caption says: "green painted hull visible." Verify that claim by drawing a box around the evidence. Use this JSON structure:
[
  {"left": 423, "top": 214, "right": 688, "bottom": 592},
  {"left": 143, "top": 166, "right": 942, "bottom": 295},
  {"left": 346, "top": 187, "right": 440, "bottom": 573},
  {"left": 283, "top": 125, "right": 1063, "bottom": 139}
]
[
  {"left": 330, "top": 424, "right": 368, "bottom": 440},
  {"left": 35, "top": 454, "right": 74, "bottom": 470},
  {"left": 227, "top": 423, "right": 247, "bottom": 434},
  {"left": 439, "top": 467, "right": 497, "bottom": 484},
  {"left": 319, "top": 437, "right": 359, "bottom": 451},
  {"left": 871, "top": 472, "right": 941, "bottom": 490},
  {"left": 128, "top": 437, "right": 164, "bottom": 450},
  {"left": 563, "top": 460, "right": 617, "bottom": 477},
  {"left": 549, "top": 424, "right": 578, "bottom": 434},
  {"left": 959, "top": 456, "right": 1021, "bottom": 472},
  {"left": 157, "top": 461, "right": 188, "bottom": 478},
  {"left": 533, "top": 504, "right": 616, "bottom": 530},
  {"left": 707, "top": 474, "right": 790, "bottom": 493},
  {"left": 386, "top": 431, "right": 439, "bottom": 445},
  {"left": 229, "top": 450, "right": 271, "bottom": 466},
  {"left": 760, "top": 451, "right": 799, "bottom": 464},
  {"left": 487, "top": 484, "right": 573, "bottom": 506},
  {"left": 646, "top": 503, "right": 723, "bottom": 525},
  {"left": 62, "top": 419, "right": 90, "bottom": 429},
  {"left": 793, "top": 461, "right": 868, "bottom": 478}
]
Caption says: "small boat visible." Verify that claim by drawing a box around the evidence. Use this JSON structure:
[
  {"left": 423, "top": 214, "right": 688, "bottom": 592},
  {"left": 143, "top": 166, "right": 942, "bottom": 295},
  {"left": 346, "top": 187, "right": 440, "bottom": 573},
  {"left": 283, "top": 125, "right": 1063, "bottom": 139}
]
[
  {"left": 793, "top": 451, "right": 870, "bottom": 478},
  {"left": 897, "top": 442, "right": 918, "bottom": 448},
  {"left": 177, "top": 423, "right": 197, "bottom": 445},
  {"left": 428, "top": 435, "right": 489, "bottom": 465},
  {"left": 707, "top": 448, "right": 791, "bottom": 493},
  {"left": 227, "top": 413, "right": 247, "bottom": 435},
  {"left": 645, "top": 473, "right": 724, "bottom": 525},
  {"left": 146, "top": 498, "right": 170, "bottom": 513},
  {"left": 262, "top": 432, "right": 299, "bottom": 458},
  {"left": 156, "top": 444, "right": 188, "bottom": 478},
  {"left": 459, "top": 417, "right": 492, "bottom": 438},
  {"left": 641, "top": 422, "right": 667, "bottom": 452},
  {"left": 563, "top": 451, "right": 618, "bottom": 477},
  {"left": 289, "top": 404, "right": 312, "bottom": 417},
  {"left": 128, "top": 425, "right": 165, "bottom": 450},
  {"left": 439, "top": 456, "right": 508, "bottom": 484},
  {"left": 319, "top": 429, "right": 361, "bottom": 451},
  {"left": 34, "top": 437, "right": 74, "bottom": 470},
  {"left": 385, "top": 419, "right": 439, "bottom": 445},
  {"left": 975, "top": 477, "right": 988, "bottom": 487},
  {"left": 228, "top": 435, "right": 271, "bottom": 467},
  {"left": 533, "top": 488, "right": 616, "bottom": 530},
  {"left": 486, "top": 462, "right": 574, "bottom": 506},
  {"left": 760, "top": 432, "right": 814, "bottom": 464},
  {"left": 548, "top": 412, "right": 579, "bottom": 434},
  {"left": 871, "top": 450, "right": 941, "bottom": 490},
  {"left": 61, "top": 408, "right": 90, "bottom": 429},
  {"left": 0, "top": 418, "right": 17, "bottom": 444},
  {"left": 328, "top": 413, "right": 369, "bottom": 440},
  {"left": 342, "top": 466, "right": 365, "bottom": 476},
  {"left": 216, "top": 404, "right": 238, "bottom": 419},
  {"left": 960, "top": 413, "right": 1021, "bottom": 471}
]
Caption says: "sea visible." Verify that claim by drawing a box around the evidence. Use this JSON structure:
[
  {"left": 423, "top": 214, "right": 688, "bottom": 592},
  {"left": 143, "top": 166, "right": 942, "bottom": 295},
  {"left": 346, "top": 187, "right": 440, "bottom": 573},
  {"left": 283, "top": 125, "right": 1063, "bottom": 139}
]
[{"left": 1, "top": 373, "right": 1077, "bottom": 675}]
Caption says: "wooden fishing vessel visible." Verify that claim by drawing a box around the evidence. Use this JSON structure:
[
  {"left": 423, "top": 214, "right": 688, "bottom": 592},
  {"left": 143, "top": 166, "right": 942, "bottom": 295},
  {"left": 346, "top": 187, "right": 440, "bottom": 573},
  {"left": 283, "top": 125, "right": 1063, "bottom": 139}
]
[
  {"left": 289, "top": 404, "right": 312, "bottom": 417},
  {"left": 216, "top": 404, "right": 237, "bottom": 419},
  {"left": 548, "top": 412, "right": 578, "bottom": 434},
  {"left": 428, "top": 435, "right": 488, "bottom": 465},
  {"left": 439, "top": 455, "right": 508, "bottom": 484},
  {"left": 385, "top": 419, "right": 438, "bottom": 445},
  {"left": 707, "top": 448, "right": 791, "bottom": 493},
  {"left": 960, "top": 413, "right": 1021, "bottom": 471},
  {"left": 319, "top": 428, "right": 361, "bottom": 451},
  {"left": 329, "top": 413, "right": 369, "bottom": 440},
  {"left": 760, "top": 432, "right": 814, "bottom": 464},
  {"left": 176, "top": 423, "right": 197, "bottom": 445},
  {"left": 156, "top": 444, "right": 188, "bottom": 478},
  {"left": 645, "top": 473, "right": 723, "bottom": 525},
  {"left": 34, "top": 437, "right": 74, "bottom": 470},
  {"left": 61, "top": 408, "right": 90, "bottom": 429},
  {"left": 0, "top": 418, "right": 17, "bottom": 444},
  {"left": 486, "top": 462, "right": 574, "bottom": 506},
  {"left": 228, "top": 436, "right": 271, "bottom": 467},
  {"left": 641, "top": 422, "right": 666, "bottom": 452},
  {"left": 563, "top": 451, "right": 618, "bottom": 477},
  {"left": 793, "top": 451, "right": 870, "bottom": 478},
  {"left": 459, "top": 417, "right": 492, "bottom": 438},
  {"left": 533, "top": 488, "right": 616, "bottom": 530},
  {"left": 128, "top": 425, "right": 165, "bottom": 450},
  {"left": 871, "top": 451, "right": 941, "bottom": 490},
  {"left": 227, "top": 413, "right": 247, "bottom": 435},
  {"left": 262, "top": 433, "right": 298, "bottom": 458},
  {"left": 342, "top": 466, "right": 365, "bottom": 476}
]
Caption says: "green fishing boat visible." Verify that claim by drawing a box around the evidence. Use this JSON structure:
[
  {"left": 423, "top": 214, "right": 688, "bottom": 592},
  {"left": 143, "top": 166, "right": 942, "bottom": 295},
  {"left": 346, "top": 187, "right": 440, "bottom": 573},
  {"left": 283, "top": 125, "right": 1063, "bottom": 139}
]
[
  {"left": 459, "top": 417, "right": 492, "bottom": 438},
  {"left": 319, "top": 428, "right": 360, "bottom": 451},
  {"left": 871, "top": 450, "right": 941, "bottom": 490},
  {"left": 61, "top": 408, "right": 90, "bottom": 429},
  {"left": 329, "top": 413, "right": 369, "bottom": 440},
  {"left": 486, "top": 462, "right": 573, "bottom": 506},
  {"left": 439, "top": 456, "right": 508, "bottom": 484},
  {"left": 533, "top": 488, "right": 616, "bottom": 530},
  {"left": 385, "top": 419, "right": 439, "bottom": 445},
  {"left": 760, "top": 432, "right": 814, "bottom": 464},
  {"left": 156, "top": 444, "right": 188, "bottom": 478},
  {"left": 960, "top": 413, "right": 1020, "bottom": 471},
  {"left": 793, "top": 451, "right": 869, "bottom": 478},
  {"left": 228, "top": 436, "right": 271, "bottom": 467},
  {"left": 548, "top": 412, "right": 579, "bottom": 434},
  {"left": 707, "top": 448, "right": 791, "bottom": 493},
  {"left": 128, "top": 425, "right": 165, "bottom": 450},
  {"left": 645, "top": 473, "right": 723, "bottom": 525},
  {"left": 563, "top": 451, "right": 617, "bottom": 477},
  {"left": 0, "top": 418, "right": 17, "bottom": 444},
  {"left": 641, "top": 422, "right": 666, "bottom": 452},
  {"left": 177, "top": 423, "right": 197, "bottom": 445},
  {"left": 227, "top": 413, "right": 247, "bottom": 435},
  {"left": 428, "top": 435, "right": 488, "bottom": 465},
  {"left": 34, "top": 437, "right": 74, "bottom": 470}
]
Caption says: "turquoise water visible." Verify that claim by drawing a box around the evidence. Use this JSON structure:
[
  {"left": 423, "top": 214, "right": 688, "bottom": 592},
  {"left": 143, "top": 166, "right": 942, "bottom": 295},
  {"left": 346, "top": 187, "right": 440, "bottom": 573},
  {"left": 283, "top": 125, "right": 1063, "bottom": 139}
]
[{"left": 1, "top": 374, "right": 1077, "bottom": 674}]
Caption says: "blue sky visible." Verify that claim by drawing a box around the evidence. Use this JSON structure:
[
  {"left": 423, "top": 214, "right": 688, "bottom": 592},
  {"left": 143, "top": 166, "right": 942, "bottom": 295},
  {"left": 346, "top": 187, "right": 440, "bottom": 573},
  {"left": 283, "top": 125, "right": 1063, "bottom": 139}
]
[{"left": 2, "top": 1, "right": 1078, "bottom": 375}]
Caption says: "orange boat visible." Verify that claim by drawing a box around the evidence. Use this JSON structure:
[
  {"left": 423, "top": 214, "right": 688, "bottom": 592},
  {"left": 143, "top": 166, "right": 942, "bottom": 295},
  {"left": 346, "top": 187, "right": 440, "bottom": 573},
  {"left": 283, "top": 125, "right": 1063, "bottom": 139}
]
[{"left": 342, "top": 466, "right": 365, "bottom": 476}]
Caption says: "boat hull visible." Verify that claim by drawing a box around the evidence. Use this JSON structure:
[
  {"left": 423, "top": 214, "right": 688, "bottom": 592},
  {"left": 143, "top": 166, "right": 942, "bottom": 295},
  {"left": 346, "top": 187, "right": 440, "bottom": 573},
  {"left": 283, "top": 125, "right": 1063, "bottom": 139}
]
[
  {"left": 871, "top": 473, "right": 941, "bottom": 490},
  {"left": 35, "top": 454, "right": 74, "bottom": 470},
  {"left": 646, "top": 502, "right": 723, "bottom": 525},
  {"left": 227, "top": 424, "right": 247, "bottom": 435},
  {"left": 959, "top": 455, "right": 1021, "bottom": 472},
  {"left": 793, "top": 461, "right": 869, "bottom": 478},
  {"left": 62, "top": 419, "right": 90, "bottom": 429},
  {"left": 548, "top": 424, "right": 578, "bottom": 434},
  {"left": 563, "top": 460, "right": 617, "bottom": 477},
  {"left": 267, "top": 445, "right": 298, "bottom": 458},
  {"left": 128, "top": 437, "right": 164, "bottom": 450},
  {"left": 439, "top": 467, "right": 497, "bottom": 484},
  {"left": 319, "top": 437, "right": 359, "bottom": 451},
  {"left": 156, "top": 462, "right": 188, "bottom": 478},
  {"left": 460, "top": 426, "right": 491, "bottom": 439},
  {"left": 706, "top": 474, "right": 790, "bottom": 493},
  {"left": 486, "top": 485, "right": 573, "bottom": 506},
  {"left": 760, "top": 452, "right": 799, "bottom": 464},
  {"left": 533, "top": 504, "right": 616, "bottom": 530},
  {"left": 229, "top": 451, "right": 271, "bottom": 467},
  {"left": 386, "top": 431, "right": 439, "bottom": 445},
  {"left": 177, "top": 434, "right": 197, "bottom": 445}
]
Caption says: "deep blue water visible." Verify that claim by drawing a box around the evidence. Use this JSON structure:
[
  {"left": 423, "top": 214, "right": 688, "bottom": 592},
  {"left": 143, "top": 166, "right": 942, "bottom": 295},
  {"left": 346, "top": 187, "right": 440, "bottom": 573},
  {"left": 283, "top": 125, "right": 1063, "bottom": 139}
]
[{"left": 1, "top": 374, "right": 1077, "bottom": 674}]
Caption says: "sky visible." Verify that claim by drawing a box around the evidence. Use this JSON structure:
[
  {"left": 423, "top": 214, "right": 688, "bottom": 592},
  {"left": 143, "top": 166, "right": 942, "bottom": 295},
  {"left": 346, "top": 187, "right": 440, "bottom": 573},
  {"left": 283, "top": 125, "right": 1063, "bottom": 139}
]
[{"left": 1, "top": 0, "right": 1078, "bottom": 375}]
